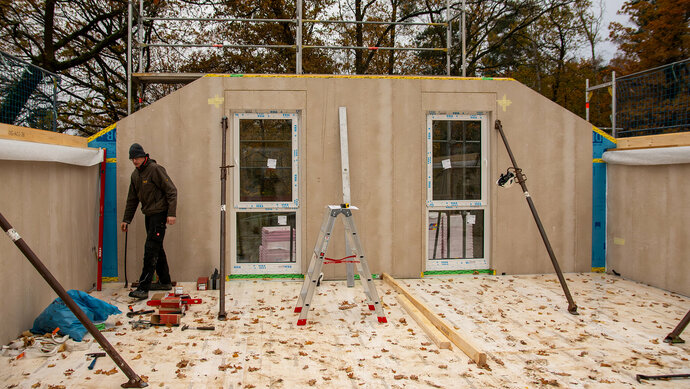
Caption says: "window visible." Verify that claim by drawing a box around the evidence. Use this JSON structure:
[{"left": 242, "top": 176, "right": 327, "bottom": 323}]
[
  {"left": 232, "top": 112, "right": 300, "bottom": 274},
  {"left": 234, "top": 112, "right": 299, "bottom": 209},
  {"left": 426, "top": 113, "right": 489, "bottom": 271}
]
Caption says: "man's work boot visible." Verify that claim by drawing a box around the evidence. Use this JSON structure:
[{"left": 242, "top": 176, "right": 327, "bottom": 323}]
[
  {"left": 128, "top": 289, "right": 148, "bottom": 300},
  {"left": 149, "top": 283, "right": 173, "bottom": 291}
]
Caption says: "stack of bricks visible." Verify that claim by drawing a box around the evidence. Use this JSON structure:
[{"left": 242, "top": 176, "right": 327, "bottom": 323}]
[{"left": 150, "top": 293, "right": 183, "bottom": 325}]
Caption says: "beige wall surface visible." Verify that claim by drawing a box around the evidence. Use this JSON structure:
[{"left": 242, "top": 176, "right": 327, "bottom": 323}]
[
  {"left": 0, "top": 160, "right": 99, "bottom": 345},
  {"left": 607, "top": 163, "right": 690, "bottom": 296},
  {"left": 116, "top": 75, "right": 592, "bottom": 282}
]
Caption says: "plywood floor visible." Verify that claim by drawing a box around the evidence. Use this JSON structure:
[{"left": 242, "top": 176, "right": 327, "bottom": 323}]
[{"left": 1, "top": 273, "right": 689, "bottom": 388}]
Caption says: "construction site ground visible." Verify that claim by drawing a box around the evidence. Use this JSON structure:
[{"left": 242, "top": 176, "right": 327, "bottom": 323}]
[{"left": 1, "top": 273, "right": 689, "bottom": 388}]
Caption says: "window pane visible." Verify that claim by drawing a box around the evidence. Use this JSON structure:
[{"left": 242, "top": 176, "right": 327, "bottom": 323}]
[
  {"left": 237, "top": 212, "right": 296, "bottom": 264},
  {"left": 239, "top": 119, "right": 292, "bottom": 202},
  {"left": 428, "top": 210, "right": 484, "bottom": 259},
  {"left": 432, "top": 120, "right": 482, "bottom": 200}
]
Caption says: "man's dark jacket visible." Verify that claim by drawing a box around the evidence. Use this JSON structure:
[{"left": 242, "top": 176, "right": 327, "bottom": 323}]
[{"left": 122, "top": 158, "right": 177, "bottom": 223}]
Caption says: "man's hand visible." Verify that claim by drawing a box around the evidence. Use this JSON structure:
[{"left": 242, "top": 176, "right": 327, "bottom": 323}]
[
  {"left": 121, "top": 222, "right": 129, "bottom": 232},
  {"left": 167, "top": 217, "right": 176, "bottom": 225}
]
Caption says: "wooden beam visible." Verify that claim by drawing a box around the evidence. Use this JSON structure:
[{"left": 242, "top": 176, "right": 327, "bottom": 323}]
[
  {"left": 615, "top": 132, "right": 690, "bottom": 150},
  {"left": 0, "top": 123, "right": 87, "bottom": 148},
  {"left": 382, "top": 273, "right": 487, "bottom": 366},
  {"left": 396, "top": 294, "right": 451, "bottom": 349},
  {"left": 132, "top": 72, "right": 205, "bottom": 84}
]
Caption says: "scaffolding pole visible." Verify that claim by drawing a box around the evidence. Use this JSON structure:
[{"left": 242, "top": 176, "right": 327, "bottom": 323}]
[
  {"left": 462, "top": 0, "right": 466, "bottom": 77},
  {"left": 303, "top": 45, "right": 445, "bottom": 51},
  {"left": 585, "top": 71, "right": 617, "bottom": 136},
  {"left": 127, "top": 0, "right": 132, "bottom": 115},
  {"left": 296, "top": 0, "right": 303, "bottom": 74},
  {"left": 126, "top": 2, "right": 458, "bottom": 112},
  {"left": 446, "top": 0, "right": 451, "bottom": 76}
]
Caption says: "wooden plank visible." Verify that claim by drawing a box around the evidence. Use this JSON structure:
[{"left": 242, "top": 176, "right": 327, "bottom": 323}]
[
  {"left": 382, "top": 273, "right": 487, "bottom": 366},
  {"left": 615, "top": 132, "right": 690, "bottom": 150},
  {"left": 132, "top": 72, "right": 204, "bottom": 84},
  {"left": 396, "top": 294, "right": 451, "bottom": 350},
  {"left": 0, "top": 123, "right": 87, "bottom": 148}
]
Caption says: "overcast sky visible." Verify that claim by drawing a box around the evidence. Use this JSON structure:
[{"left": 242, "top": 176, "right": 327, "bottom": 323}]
[{"left": 596, "top": 0, "right": 631, "bottom": 62}]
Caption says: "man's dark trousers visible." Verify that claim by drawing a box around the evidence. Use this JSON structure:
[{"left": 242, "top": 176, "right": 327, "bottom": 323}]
[{"left": 137, "top": 211, "right": 171, "bottom": 291}]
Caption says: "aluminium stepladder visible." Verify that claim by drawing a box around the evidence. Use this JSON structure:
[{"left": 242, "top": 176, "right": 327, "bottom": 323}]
[{"left": 294, "top": 204, "right": 387, "bottom": 325}]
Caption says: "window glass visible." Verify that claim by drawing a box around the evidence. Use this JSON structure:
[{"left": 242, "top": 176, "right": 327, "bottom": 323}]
[
  {"left": 428, "top": 210, "right": 484, "bottom": 259},
  {"left": 239, "top": 118, "right": 292, "bottom": 202},
  {"left": 236, "top": 212, "right": 296, "bottom": 264},
  {"left": 432, "top": 120, "right": 482, "bottom": 200}
]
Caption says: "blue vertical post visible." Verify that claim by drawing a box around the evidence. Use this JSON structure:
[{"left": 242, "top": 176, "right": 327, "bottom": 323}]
[
  {"left": 88, "top": 124, "right": 118, "bottom": 279},
  {"left": 591, "top": 127, "right": 616, "bottom": 272}
]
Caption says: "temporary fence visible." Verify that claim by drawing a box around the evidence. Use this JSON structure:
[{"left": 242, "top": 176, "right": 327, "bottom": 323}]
[
  {"left": 616, "top": 59, "right": 689, "bottom": 137},
  {"left": 0, "top": 51, "right": 60, "bottom": 132},
  {"left": 586, "top": 58, "right": 689, "bottom": 138}
]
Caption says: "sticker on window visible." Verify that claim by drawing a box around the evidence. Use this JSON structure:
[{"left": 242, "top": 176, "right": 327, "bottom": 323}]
[
  {"left": 442, "top": 159, "right": 451, "bottom": 170},
  {"left": 466, "top": 214, "right": 476, "bottom": 225},
  {"left": 267, "top": 158, "right": 277, "bottom": 169}
]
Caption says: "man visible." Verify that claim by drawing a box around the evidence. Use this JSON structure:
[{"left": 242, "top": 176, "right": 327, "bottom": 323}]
[{"left": 121, "top": 143, "right": 177, "bottom": 300}]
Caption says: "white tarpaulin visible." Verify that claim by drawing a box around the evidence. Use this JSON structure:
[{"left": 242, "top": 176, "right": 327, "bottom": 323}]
[
  {"left": 602, "top": 146, "right": 690, "bottom": 166},
  {"left": 0, "top": 138, "right": 103, "bottom": 166}
]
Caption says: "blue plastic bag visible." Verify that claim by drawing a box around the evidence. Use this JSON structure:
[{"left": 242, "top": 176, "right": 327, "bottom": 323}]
[{"left": 31, "top": 290, "right": 121, "bottom": 341}]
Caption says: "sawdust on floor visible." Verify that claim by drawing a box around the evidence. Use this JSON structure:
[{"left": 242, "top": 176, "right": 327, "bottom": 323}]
[{"left": 1, "top": 273, "right": 689, "bottom": 388}]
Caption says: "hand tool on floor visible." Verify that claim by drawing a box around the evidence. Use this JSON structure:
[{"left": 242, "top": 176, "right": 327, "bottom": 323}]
[
  {"left": 146, "top": 293, "right": 202, "bottom": 306},
  {"left": 87, "top": 352, "right": 106, "bottom": 370},
  {"left": 181, "top": 324, "right": 215, "bottom": 331},
  {"left": 636, "top": 373, "right": 690, "bottom": 383},
  {"left": 126, "top": 308, "right": 155, "bottom": 318},
  {"left": 129, "top": 320, "right": 152, "bottom": 330}
]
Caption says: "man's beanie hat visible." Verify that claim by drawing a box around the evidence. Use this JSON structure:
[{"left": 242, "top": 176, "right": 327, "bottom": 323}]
[{"left": 129, "top": 143, "right": 147, "bottom": 159}]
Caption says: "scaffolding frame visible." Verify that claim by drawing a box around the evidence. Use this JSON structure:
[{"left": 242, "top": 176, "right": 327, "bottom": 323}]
[
  {"left": 126, "top": 0, "right": 468, "bottom": 114},
  {"left": 586, "top": 71, "right": 617, "bottom": 137}
]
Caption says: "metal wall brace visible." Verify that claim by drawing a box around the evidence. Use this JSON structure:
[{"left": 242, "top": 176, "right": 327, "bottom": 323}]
[
  {"left": 0, "top": 211, "right": 148, "bottom": 388},
  {"left": 664, "top": 309, "right": 690, "bottom": 344},
  {"left": 495, "top": 120, "right": 578, "bottom": 315}
]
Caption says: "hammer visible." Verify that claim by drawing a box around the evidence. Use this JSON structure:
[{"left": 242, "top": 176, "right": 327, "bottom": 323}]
[
  {"left": 181, "top": 324, "right": 215, "bottom": 331},
  {"left": 86, "top": 352, "right": 106, "bottom": 370}
]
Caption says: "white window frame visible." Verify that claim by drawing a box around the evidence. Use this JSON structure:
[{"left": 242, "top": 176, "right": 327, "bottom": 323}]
[
  {"left": 425, "top": 112, "right": 490, "bottom": 271},
  {"left": 231, "top": 111, "right": 300, "bottom": 274},
  {"left": 233, "top": 111, "right": 299, "bottom": 210},
  {"left": 426, "top": 112, "right": 489, "bottom": 208}
]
